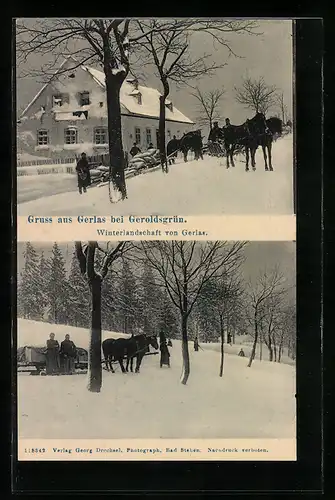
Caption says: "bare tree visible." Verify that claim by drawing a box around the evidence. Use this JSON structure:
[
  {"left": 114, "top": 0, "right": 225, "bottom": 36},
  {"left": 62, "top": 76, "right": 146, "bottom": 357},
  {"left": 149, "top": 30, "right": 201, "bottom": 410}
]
[
  {"left": 246, "top": 267, "right": 287, "bottom": 368},
  {"left": 196, "top": 274, "right": 244, "bottom": 376},
  {"left": 234, "top": 76, "right": 277, "bottom": 115},
  {"left": 74, "top": 241, "right": 128, "bottom": 392},
  {"left": 138, "top": 241, "right": 247, "bottom": 384},
  {"left": 190, "top": 87, "right": 225, "bottom": 131},
  {"left": 16, "top": 18, "right": 157, "bottom": 201},
  {"left": 135, "top": 19, "right": 260, "bottom": 172},
  {"left": 275, "top": 91, "right": 288, "bottom": 124}
]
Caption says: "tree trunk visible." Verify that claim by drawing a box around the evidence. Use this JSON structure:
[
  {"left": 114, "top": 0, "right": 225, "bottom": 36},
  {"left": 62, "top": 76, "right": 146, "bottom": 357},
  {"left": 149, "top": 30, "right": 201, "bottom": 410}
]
[
  {"left": 105, "top": 70, "right": 127, "bottom": 200},
  {"left": 219, "top": 314, "right": 224, "bottom": 377},
  {"left": 159, "top": 96, "right": 168, "bottom": 173},
  {"left": 159, "top": 79, "right": 170, "bottom": 174},
  {"left": 88, "top": 276, "right": 102, "bottom": 393},
  {"left": 268, "top": 336, "right": 273, "bottom": 361},
  {"left": 259, "top": 333, "right": 263, "bottom": 361},
  {"left": 248, "top": 312, "right": 258, "bottom": 367},
  {"left": 180, "top": 313, "right": 190, "bottom": 385}
]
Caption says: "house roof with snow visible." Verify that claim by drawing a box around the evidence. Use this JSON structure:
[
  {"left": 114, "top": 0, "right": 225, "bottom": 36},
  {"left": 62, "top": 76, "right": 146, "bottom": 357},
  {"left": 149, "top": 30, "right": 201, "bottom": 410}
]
[{"left": 19, "top": 58, "right": 194, "bottom": 125}]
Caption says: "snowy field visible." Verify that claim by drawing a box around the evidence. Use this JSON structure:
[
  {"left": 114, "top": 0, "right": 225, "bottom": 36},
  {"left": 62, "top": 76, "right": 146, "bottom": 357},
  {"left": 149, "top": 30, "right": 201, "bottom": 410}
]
[
  {"left": 17, "top": 134, "right": 294, "bottom": 215},
  {"left": 17, "top": 319, "right": 296, "bottom": 440}
]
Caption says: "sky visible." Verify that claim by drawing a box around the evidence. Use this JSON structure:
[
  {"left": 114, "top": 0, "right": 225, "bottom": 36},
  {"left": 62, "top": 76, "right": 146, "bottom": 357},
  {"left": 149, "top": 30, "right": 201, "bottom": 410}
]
[{"left": 16, "top": 19, "right": 293, "bottom": 126}]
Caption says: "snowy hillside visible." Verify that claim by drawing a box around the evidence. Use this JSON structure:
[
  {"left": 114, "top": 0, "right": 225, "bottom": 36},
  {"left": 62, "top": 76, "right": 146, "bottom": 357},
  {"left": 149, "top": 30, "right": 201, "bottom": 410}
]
[
  {"left": 17, "top": 134, "right": 294, "bottom": 215},
  {"left": 17, "top": 319, "right": 296, "bottom": 440}
]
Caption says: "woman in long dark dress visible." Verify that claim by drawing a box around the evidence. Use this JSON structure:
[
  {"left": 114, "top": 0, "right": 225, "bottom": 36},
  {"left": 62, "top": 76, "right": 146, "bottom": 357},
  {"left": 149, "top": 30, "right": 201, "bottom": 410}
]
[
  {"left": 46, "top": 333, "right": 60, "bottom": 375},
  {"left": 160, "top": 340, "right": 170, "bottom": 368}
]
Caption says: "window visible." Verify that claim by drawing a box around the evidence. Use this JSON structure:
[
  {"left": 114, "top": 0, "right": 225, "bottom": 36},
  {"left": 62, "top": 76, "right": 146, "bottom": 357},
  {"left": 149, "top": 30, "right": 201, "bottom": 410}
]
[
  {"left": 94, "top": 127, "right": 108, "bottom": 144},
  {"left": 52, "top": 93, "right": 69, "bottom": 107},
  {"left": 135, "top": 127, "right": 141, "bottom": 145},
  {"left": 167, "top": 130, "right": 171, "bottom": 140},
  {"left": 79, "top": 91, "right": 90, "bottom": 106},
  {"left": 37, "top": 129, "right": 49, "bottom": 146},
  {"left": 146, "top": 128, "right": 152, "bottom": 145},
  {"left": 53, "top": 94, "right": 63, "bottom": 107},
  {"left": 64, "top": 127, "right": 78, "bottom": 144}
]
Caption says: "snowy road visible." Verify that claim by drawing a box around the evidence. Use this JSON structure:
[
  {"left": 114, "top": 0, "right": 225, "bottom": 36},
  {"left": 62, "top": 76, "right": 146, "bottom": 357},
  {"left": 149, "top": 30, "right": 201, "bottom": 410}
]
[
  {"left": 17, "top": 135, "right": 294, "bottom": 216},
  {"left": 17, "top": 319, "right": 296, "bottom": 440}
]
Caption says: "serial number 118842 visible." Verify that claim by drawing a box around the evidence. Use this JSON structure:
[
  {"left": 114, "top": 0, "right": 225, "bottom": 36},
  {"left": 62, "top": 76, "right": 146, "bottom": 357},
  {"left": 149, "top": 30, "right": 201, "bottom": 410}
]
[{"left": 24, "top": 448, "right": 46, "bottom": 453}]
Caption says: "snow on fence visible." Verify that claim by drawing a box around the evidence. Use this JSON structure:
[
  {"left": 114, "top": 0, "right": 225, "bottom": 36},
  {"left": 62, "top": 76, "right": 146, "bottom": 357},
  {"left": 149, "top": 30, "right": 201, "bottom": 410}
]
[
  {"left": 17, "top": 157, "right": 76, "bottom": 167},
  {"left": 17, "top": 164, "right": 77, "bottom": 176}
]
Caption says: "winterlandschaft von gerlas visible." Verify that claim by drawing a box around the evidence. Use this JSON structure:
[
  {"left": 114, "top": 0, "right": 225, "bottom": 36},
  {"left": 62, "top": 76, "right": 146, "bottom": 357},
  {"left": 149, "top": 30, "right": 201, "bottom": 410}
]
[
  {"left": 17, "top": 241, "right": 296, "bottom": 441},
  {"left": 16, "top": 19, "right": 294, "bottom": 215}
]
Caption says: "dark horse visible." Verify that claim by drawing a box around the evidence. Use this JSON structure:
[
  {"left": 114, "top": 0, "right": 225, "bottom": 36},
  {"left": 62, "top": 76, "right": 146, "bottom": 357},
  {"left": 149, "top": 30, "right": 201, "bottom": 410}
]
[
  {"left": 219, "top": 120, "right": 255, "bottom": 170},
  {"left": 179, "top": 130, "right": 204, "bottom": 162},
  {"left": 102, "top": 334, "right": 158, "bottom": 374},
  {"left": 221, "top": 113, "right": 282, "bottom": 171},
  {"left": 249, "top": 114, "right": 283, "bottom": 171}
]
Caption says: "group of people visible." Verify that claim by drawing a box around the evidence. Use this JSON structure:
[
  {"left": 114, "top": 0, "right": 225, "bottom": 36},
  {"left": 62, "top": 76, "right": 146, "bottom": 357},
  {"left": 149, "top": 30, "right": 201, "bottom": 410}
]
[
  {"left": 129, "top": 141, "right": 158, "bottom": 157},
  {"left": 46, "top": 332, "right": 77, "bottom": 375}
]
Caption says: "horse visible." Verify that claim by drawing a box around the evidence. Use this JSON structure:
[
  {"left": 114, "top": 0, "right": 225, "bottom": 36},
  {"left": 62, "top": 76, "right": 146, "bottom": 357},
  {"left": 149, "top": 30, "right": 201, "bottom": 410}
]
[
  {"left": 126, "top": 334, "right": 158, "bottom": 373},
  {"left": 102, "top": 334, "right": 158, "bottom": 374},
  {"left": 166, "top": 138, "right": 180, "bottom": 165},
  {"left": 179, "top": 130, "right": 204, "bottom": 162},
  {"left": 249, "top": 114, "right": 283, "bottom": 171},
  {"left": 219, "top": 121, "right": 256, "bottom": 170}
]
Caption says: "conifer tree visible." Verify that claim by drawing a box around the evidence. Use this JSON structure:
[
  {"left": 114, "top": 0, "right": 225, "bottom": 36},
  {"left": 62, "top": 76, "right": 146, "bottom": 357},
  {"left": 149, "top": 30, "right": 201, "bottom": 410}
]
[
  {"left": 67, "top": 251, "right": 90, "bottom": 327},
  {"left": 47, "top": 243, "right": 70, "bottom": 324},
  {"left": 18, "top": 242, "right": 44, "bottom": 319},
  {"left": 117, "top": 259, "right": 139, "bottom": 334}
]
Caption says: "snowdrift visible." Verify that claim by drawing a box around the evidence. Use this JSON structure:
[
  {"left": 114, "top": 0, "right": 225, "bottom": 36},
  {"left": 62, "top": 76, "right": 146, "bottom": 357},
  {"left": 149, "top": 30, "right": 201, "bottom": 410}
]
[{"left": 17, "top": 134, "right": 294, "bottom": 215}]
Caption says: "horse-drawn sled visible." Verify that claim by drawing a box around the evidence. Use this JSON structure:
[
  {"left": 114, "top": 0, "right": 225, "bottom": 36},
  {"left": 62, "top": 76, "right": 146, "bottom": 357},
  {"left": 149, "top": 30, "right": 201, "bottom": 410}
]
[{"left": 17, "top": 345, "right": 88, "bottom": 375}]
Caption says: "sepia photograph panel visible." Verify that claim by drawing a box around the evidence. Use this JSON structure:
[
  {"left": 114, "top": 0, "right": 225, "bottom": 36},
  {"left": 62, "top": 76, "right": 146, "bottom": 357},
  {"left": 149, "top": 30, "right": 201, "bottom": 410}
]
[
  {"left": 16, "top": 241, "right": 296, "bottom": 460},
  {"left": 16, "top": 19, "right": 294, "bottom": 216}
]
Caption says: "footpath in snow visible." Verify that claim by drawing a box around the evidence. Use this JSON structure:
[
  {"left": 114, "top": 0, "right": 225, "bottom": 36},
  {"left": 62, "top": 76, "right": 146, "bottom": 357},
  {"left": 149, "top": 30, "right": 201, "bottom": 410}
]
[
  {"left": 17, "top": 319, "right": 296, "bottom": 440},
  {"left": 17, "top": 135, "right": 294, "bottom": 216}
]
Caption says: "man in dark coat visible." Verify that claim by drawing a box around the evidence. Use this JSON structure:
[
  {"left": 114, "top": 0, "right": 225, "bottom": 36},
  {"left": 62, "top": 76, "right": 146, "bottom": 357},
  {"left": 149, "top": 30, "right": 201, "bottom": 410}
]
[
  {"left": 208, "top": 122, "right": 221, "bottom": 142},
  {"left": 59, "top": 334, "right": 77, "bottom": 374},
  {"left": 130, "top": 143, "right": 141, "bottom": 157},
  {"left": 208, "top": 122, "right": 222, "bottom": 156},
  {"left": 194, "top": 337, "right": 199, "bottom": 352},
  {"left": 76, "top": 152, "right": 91, "bottom": 194},
  {"left": 46, "top": 333, "right": 60, "bottom": 375}
]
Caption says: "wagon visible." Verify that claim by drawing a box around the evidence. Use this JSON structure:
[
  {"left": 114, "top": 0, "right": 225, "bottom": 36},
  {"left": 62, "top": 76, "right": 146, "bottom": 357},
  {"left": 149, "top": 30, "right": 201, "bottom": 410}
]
[{"left": 17, "top": 345, "right": 88, "bottom": 375}]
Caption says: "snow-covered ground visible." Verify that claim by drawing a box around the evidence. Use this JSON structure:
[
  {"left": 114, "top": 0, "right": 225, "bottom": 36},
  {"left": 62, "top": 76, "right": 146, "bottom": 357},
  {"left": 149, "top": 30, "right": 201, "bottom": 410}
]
[
  {"left": 17, "top": 173, "right": 77, "bottom": 204},
  {"left": 17, "top": 135, "right": 294, "bottom": 215},
  {"left": 17, "top": 319, "right": 296, "bottom": 440}
]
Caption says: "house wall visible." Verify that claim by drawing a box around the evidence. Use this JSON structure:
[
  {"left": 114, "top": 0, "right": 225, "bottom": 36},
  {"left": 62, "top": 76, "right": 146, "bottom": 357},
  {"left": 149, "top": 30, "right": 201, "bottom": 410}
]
[{"left": 17, "top": 62, "right": 193, "bottom": 159}]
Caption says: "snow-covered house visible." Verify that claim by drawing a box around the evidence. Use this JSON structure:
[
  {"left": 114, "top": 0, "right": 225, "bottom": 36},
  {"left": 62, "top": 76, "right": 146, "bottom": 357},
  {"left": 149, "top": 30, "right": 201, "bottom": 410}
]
[{"left": 17, "top": 57, "right": 194, "bottom": 158}]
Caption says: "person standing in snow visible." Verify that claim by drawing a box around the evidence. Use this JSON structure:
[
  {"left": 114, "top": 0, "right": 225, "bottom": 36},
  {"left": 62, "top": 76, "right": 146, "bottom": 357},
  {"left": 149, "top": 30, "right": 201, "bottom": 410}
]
[
  {"left": 160, "top": 339, "right": 171, "bottom": 368},
  {"left": 76, "top": 152, "right": 91, "bottom": 194},
  {"left": 194, "top": 337, "right": 199, "bottom": 352},
  {"left": 59, "top": 334, "right": 77, "bottom": 374},
  {"left": 130, "top": 143, "right": 141, "bottom": 157},
  {"left": 208, "top": 122, "right": 222, "bottom": 156},
  {"left": 46, "top": 333, "right": 60, "bottom": 375}
]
